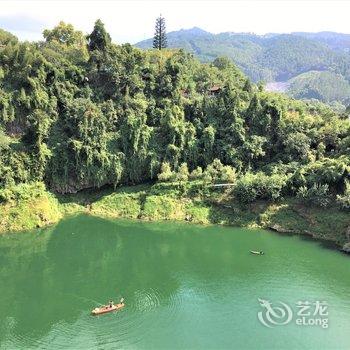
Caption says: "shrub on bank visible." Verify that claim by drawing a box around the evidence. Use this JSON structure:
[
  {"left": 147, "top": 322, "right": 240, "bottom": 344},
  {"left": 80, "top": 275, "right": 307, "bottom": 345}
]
[
  {"left": 142, "top": 195, "right": 185, "bottom": 220},
  {"left": 233, "top": 172, "right": 287, "bottom": 204},
  {"left": 336, "top": 180, "right": 350, "bottom": 210},
  {"left": 0, "top": 182, "right": 47, "bottom": 203},
  {"left": 337, "top": 194, "right": 350, "bottom": 210},
  {"left": 291, "top": 157, "right": 350, "bottom": 192},
  {"left": 158, "top": 162, "right": 174, "bottom": 182},
  {"left": 0, "top": 182, "right": 61, "bottom": 233},
  {"left": 189, "top": 166, "right": 203, "bottom": 180},
  {"left": 297, "top": 183, "right": 330, "bottom": 207},
  {"left": 91, "top": 193, "right": 141, "bottom": 218},
  {"left": 203, "top": 159, "right": 236, "bottom": 184}
]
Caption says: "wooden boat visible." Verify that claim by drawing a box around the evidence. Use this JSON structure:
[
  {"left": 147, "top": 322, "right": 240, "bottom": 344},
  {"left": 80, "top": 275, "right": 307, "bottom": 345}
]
[
  {"left": 91, "top": 301, "right": 125, "bottom": 316},
  {"left": 250, "top": 250, "right": 264, "bottom": 255}
]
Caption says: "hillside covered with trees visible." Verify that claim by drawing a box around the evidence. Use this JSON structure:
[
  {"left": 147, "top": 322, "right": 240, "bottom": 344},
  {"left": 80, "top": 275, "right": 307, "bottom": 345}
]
[
  {"left": 136, "top": 28, "right": 350, "bottom": 108},
  {"left": 287, "top": 71, "right": 350, "bottom": 109},
  {"left": 0, "top": 21, "right": 349, "bottom": 249}
]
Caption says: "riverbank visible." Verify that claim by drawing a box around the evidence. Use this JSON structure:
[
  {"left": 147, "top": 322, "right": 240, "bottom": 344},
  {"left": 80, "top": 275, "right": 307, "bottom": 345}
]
[{"left": 0, "top": 181, "right": 349, "bottom": 252}]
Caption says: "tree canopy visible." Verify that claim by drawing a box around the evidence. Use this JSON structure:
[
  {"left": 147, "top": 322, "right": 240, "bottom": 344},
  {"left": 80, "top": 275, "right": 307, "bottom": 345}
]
[{"left": 0, "top": 21, "right": 349, "bottom": 206}]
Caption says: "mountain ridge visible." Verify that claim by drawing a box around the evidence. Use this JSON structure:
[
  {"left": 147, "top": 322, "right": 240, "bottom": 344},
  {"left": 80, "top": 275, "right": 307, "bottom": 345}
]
[{"left": 136, "top": 27, "right": 350, "bottom": 108}]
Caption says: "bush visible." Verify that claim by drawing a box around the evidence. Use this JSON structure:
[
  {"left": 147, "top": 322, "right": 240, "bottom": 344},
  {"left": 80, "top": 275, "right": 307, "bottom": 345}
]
[
  {"left": 175, "top": 162, "right": 189, "bottom": 182},
  {"left": 157, "top": 162, "right": 174, "bottom": 182},
  {"left": 297, "top": 183, "right": 330, "bottom": 207},
  {"left": 204, "top": 159, "right": 224, "bottom": 182},
  {"left": 189, "top": 166, "right": 203, "bottom": 180},
  {"left": 92, "top": 192, "right": 141, "bottom": 218},
  {"left": 291, "top": 157, "right": 350, "bottom": 191},
  {"left": 142, "top": 195, "right": 184, "bottom": 220},
  {"left": 221, "top": 165, "right": 236, "bottom": 183},
  {"left": 204, "top": 159, "right": 236, "bottom": 183},
  {"left": 0, "top": 128, "right": 9, "bottom": 149},
  {"left": 337, "top": 194, "right": 350, "bottom": 210},
  {"left": 0, "top": 182, "right": 46, "bottom": 203},
  {"left": 233, "top": 172, "right": 287, "bottom": 204},
  {"left": 336, "top": 180, "right": 350, "bottom": 210}
]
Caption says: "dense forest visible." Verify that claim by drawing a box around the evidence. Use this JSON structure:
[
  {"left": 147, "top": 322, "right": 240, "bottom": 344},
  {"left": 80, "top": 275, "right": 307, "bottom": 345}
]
[
  {"left": 288, "top": 71, "right": 350, "bottom": 109},
  {"left": 137, "top": 28, "right": 350, "bottom": 108},
  {"left": 0, "top": 20, "right": 349, "bottom": 214}
]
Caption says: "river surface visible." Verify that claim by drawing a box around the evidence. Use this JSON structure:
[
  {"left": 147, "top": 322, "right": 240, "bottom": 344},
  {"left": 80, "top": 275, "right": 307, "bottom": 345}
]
[{"left": 0, "top": 215, "right": 349, "bottom": 349}]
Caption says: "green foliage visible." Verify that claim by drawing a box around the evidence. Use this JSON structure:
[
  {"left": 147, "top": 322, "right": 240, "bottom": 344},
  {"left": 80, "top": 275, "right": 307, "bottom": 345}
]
[
  {"left": 137, "top": 29, "right": 350, "bottom": 83},
  {"left": 153, "top": 15, "right": 167, "bottom": 50},
  {"left": 0, "top": 21, "right": 349, "bottom": 207},
  {"left": 137, "top": 29, "right": 350, "bottom": 108},
  {"left": 1, "top": 181, "right": 349, "bottom": 250},
  {"left": 297, "top": 183, "right": 330, "bottom": 207},
  {"left": 291, "top": 157, "right": 350, "bottom": 192},
  {"left": 43, "top": 21, "right": 86, "bottom": 48},
  {"left": 0, "top": 182, "right": 46, "bottom": 203},
  {"left": 0, "top": 182, "right": 61, "bottom": 233},
  {"left": 204, "top": 159, "right": 236, "bottom": 183},
  {"left": 288, "top": 71, "right": 350, "bottom": 106},
  {"left": 92, "top": 192, "right": 141, "bottom": 218},
  {"left": 336, "top": 180, "right": 350, "bottom": 210},
  {"left": 87, "top": 19, "right": 111, "bottom": 52},
  {"left": 0, "top": 128, "right": 9, "bottom": 149},
  {"left": 0, "top": 29, "right": 18, "bottom": 46},
  {"left": 233, "top": 172, "right": 287, "bottom": 204},
  {"left": 189, "top": 166, "right": 203, "bottom": 180},
  {"left": 142, "top": 195, "right": 184, "bottom": 220},
  {"left": 158, "top": 162, "right": 174, "bottom": 182},
  {"left": 175, "top": 162, "right": 189, "bottom": 182}
]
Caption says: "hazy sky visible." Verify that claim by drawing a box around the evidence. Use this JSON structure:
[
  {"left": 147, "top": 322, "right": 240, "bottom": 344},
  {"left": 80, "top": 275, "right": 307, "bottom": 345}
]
[{"left": 1, "top": 0, "right": 350, "bottom": 43}]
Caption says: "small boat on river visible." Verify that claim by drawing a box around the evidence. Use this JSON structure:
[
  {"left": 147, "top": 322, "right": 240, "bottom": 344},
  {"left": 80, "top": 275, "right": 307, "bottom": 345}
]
[
  {"left": 250, "top": 250, "right": 264, "bottom": 255},
  {"left": 91, "top": 298, "right": 125, "bottom": 316}
]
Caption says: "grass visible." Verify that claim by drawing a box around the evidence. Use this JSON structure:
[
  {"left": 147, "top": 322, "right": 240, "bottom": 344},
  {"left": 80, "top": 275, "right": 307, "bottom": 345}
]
[
  {"left": 0, "top": 181, "right": 349, "bottom": 251},
  {"left": 0, "top": 191, "right": 62, "bottom": 233},
  {"left": 91, "top": 192, "right": 142, "bottom": 219}
]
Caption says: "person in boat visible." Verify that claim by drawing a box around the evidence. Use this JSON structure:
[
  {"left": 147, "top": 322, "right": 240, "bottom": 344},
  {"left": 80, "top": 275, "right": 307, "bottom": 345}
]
[
  {"left": 109, "top": 300, "right": 114, "bottom": 308},
  {"left": 250, "top": 250, "right": 264, "bottom": 255}
]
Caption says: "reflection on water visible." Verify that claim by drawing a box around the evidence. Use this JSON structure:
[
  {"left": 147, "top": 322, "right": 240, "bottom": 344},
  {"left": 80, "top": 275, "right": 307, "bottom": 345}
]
[{"left": 0, "top": 215, "right": 350, "bottom": 349}]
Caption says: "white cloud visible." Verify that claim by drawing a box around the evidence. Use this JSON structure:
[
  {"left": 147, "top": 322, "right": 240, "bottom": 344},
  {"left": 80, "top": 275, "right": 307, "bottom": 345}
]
[{"left": 0, "top": 0, "right": 350, "bottom": 43}]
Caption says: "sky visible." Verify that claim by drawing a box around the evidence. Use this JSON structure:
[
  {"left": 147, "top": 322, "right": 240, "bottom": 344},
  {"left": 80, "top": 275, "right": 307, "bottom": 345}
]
[{"left": 1, "top": 0, "right": 350, "bottom": 44}]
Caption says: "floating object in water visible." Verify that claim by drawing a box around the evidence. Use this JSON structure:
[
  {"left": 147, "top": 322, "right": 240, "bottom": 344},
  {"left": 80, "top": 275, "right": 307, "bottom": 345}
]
[
  {"left": 91, "top": 299, "right": 125, "bottom": 316},
  {"left": 250, "top": 250, "right": 264, "bottom": 255}
]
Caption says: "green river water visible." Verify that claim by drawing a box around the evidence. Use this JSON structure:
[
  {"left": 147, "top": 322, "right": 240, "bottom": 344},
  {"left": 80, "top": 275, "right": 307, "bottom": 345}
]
[{"left": 0, "top": 214, "right": 349, "bottom": 349}]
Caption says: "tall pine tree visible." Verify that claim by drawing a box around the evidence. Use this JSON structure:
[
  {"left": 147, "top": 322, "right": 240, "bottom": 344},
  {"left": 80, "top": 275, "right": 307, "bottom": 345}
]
[{"left": 153, "top": 15, "right": 167, "bottom": 50}]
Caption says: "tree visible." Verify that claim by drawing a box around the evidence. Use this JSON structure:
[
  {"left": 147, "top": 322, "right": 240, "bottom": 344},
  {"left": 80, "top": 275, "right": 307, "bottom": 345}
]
[
  {"left": 153, "top": 15, "right": 167, "bottom": 50},
  {"left": 43, "top": 21, "right": 85, "bottom": 47},
  {"left": 87, "top": 19, "right": 111, "bottom": 52}
]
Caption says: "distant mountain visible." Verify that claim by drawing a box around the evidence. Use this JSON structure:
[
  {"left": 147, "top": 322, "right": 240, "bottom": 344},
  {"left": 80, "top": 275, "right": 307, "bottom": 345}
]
[
  {"left": 293, "top": 32, "right": 350, "bottom": 52},
  {"left": 136, "top": 28, "right": 350, "bottom": 81},
  {"left": 287, "top": 71, "right": 350, "bottom": 106},
  {"left": 136, "top": 28, "right": 350, "bottom": 108}
]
